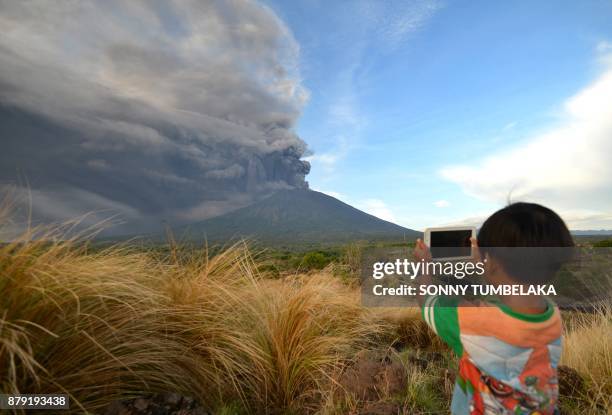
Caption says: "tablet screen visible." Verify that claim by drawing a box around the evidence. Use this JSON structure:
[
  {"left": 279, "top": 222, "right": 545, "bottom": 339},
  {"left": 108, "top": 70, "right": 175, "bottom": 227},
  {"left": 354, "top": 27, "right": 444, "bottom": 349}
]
[{"left": 430, "top": 230, "right": 472, "bottom": 258}]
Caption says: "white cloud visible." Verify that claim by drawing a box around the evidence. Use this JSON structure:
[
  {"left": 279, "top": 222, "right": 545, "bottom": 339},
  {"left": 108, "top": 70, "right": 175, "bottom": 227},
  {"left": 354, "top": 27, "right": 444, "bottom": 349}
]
[
  {"left": 314, "top": 189, "right": 346, "bottom": 201},
  {"left": 434, "top": 199, "right": 450, "bottom": 208},
  {"left": 439, "top": 214, "right": 487, "bottom": 228},
  {"left": 503, "top": 121, "right": 518, "bottom": 131},
  {"left": 359, "top": 0, "right": 443, "bottom": 49},
  {"left": 312, "top": 190, "right": 397, "bottom": 223},
  {"left": 440, "top": 64, "right": 612, "bottom": 229},
  {"left": 554, "top": 210, "right": 612, "bottom": 230},
  {"left": 596, "top": 40, "right": 612, "bottom": 53},
  {"left": 305, "top": 134, "right": 351, "bottom": 172},
  {"left": 310, "top": 189, "right": 399, "bottom": 224},
  {"left": 355, "top": 198, "right": 397, "bottom": 222},
  {"left": 304, "top": 152, "right": 341, "bottom": 168}
]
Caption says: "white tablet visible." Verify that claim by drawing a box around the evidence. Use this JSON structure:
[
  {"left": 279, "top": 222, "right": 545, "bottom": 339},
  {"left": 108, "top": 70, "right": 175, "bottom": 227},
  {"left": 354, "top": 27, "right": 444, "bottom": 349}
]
[{"left": 424, "top": 226, "right": 476, "bottom": 260}]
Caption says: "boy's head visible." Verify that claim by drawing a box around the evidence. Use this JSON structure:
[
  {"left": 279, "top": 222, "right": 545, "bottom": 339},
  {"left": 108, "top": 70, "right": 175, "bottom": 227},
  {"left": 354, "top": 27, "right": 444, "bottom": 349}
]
[{"left": 477, "top": 202, "right": 574, "bottom": 283}]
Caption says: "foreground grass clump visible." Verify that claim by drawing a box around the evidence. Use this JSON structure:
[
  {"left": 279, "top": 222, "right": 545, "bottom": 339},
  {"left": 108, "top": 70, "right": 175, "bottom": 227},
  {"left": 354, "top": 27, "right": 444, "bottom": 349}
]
[
  {"left": 560, "top": 305, "right": 612, "bottom": 413},
  {"left": 0, "top": 223, "right": 381, "bottom": 414}
]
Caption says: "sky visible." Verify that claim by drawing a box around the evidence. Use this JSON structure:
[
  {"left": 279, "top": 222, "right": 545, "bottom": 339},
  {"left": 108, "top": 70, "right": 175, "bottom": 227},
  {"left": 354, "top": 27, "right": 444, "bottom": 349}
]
[
  {"left": 1, "top": 0, "right": 612, "bottom": 233},
  {"left": 265, "top": 0, "right": 612, "bottom": 230}
]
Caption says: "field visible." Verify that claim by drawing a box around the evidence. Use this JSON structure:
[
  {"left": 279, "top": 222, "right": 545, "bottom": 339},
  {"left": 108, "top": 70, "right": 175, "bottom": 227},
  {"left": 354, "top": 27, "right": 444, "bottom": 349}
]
[{"left": 1, "top": 221, "right": 611, "bottom": 414}]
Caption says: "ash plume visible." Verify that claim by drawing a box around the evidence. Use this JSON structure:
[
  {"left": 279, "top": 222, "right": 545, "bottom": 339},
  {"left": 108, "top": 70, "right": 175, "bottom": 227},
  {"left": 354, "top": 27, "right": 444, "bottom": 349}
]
[{"left": 0, "top": 0, "right": 310, "bottom": 234}]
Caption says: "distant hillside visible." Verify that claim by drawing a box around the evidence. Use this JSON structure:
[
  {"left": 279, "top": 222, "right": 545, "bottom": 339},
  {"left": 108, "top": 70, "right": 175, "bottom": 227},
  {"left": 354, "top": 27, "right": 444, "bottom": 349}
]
[
  {"left": 178, "top": 189, "right": 420, "bottom": 245},
  {"left": 571, "top": 230, "right": 612, "bottom": 236}
]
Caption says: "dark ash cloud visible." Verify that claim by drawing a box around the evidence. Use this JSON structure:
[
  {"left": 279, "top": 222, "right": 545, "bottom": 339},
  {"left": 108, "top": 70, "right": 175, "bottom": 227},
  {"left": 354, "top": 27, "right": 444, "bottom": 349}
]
[{"left": 0, "top": 0, "right": 310, "bottom": 235}]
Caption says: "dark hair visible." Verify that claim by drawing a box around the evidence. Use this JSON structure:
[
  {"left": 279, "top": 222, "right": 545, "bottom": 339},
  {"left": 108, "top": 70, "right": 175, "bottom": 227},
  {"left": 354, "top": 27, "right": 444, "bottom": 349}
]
[{"left": 478, "top": 202, "right": 574, "bottom": 283}]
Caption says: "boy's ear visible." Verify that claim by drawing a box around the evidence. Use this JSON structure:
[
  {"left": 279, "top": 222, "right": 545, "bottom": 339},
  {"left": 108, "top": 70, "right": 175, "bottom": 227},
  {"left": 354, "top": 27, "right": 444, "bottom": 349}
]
[{"left": 484, "top": 253, "right": 501, "bottom": 274}]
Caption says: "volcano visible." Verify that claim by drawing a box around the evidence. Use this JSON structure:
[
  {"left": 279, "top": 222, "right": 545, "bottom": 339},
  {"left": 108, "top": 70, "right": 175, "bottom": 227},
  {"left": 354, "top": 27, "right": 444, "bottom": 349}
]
[{"left": 179, "top": 189, "right": 420, "bottom": 245}]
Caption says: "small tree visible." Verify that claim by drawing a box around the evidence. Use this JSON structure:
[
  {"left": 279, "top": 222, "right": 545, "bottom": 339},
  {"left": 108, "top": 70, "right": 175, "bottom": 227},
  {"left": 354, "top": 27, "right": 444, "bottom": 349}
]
[{"left": 302, "top": 252, "right": 329, "bottom": 270}]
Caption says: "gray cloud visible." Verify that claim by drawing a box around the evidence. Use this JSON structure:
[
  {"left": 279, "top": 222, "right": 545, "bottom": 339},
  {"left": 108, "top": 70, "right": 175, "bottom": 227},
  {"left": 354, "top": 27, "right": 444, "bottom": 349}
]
[{"left": 0, "top": 0, "right": 310, "bottom": 234}]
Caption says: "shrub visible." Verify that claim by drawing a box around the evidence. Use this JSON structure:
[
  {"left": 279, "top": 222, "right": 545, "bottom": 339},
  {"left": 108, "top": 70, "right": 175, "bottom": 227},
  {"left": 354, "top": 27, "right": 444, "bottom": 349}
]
[
  {"left": 593, "top": 239, "right": 612, "bottom": 248},
  {"left": 301, "top": 251, "right": 330, "bottom": 270}
]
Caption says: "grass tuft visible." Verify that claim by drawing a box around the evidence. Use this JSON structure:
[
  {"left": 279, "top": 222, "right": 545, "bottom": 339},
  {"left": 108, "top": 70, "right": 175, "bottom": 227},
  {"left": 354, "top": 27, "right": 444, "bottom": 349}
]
[{"left": 0, "top": 219, "right": 382, "bottom": 413}]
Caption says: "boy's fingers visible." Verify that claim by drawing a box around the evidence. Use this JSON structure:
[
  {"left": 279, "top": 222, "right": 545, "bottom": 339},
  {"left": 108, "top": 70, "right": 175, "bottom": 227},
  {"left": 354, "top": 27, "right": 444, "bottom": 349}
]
[{"left": 470, "top": 237, "right": 482, "bottom": 261}]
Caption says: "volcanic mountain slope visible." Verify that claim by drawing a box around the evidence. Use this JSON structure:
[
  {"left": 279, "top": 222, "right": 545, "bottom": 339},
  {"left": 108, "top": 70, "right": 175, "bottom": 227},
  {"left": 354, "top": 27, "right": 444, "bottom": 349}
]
[{"left": 180, "top": 189, "right": 420, "bottom": 245}]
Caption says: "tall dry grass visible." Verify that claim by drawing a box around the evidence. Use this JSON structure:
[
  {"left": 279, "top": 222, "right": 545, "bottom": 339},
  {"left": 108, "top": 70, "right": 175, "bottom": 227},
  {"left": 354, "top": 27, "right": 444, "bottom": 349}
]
[
  {"left": 561, "top": 305, "right": 612, "bottom": 412},
  {"left": 0, "top": 217, "right": 383, "bottom": 414}
]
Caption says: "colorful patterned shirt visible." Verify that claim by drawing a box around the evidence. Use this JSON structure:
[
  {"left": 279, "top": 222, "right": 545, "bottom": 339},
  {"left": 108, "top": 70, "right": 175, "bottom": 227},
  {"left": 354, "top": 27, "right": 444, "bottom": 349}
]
[{"left": 422, "top": 296, "right": 562, "bottom": 415}]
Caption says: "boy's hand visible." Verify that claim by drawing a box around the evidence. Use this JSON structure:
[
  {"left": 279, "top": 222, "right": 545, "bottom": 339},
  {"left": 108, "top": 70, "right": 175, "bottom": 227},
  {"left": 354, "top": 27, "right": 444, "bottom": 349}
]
[
  {"left": 470, "top": 237, "right": 481, "bottom": 262},
  {"left": 413, "top": 238, "right": 431, "bottom": 262},
  {"left": 414, "top": 238, "right": 431, "bottom": 306}
]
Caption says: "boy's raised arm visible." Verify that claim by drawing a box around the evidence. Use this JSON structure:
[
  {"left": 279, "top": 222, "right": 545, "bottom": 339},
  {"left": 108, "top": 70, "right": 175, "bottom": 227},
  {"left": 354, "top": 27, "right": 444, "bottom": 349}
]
[{"left": 413, "top": 238, "right": 432, "bottom": 307}]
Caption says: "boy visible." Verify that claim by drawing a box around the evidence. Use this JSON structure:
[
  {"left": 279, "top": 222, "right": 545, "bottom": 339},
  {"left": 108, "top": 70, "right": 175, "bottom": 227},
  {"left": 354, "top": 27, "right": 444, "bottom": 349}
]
[{"left": 414, "top": 203, "right": 574, "bottom": 414}]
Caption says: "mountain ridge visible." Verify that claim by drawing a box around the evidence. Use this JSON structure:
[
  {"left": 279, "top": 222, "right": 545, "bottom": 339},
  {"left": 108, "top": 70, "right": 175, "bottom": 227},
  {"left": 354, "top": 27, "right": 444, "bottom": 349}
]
[{"left": 178, "top": 189, "right": 420, "bottom": 245}]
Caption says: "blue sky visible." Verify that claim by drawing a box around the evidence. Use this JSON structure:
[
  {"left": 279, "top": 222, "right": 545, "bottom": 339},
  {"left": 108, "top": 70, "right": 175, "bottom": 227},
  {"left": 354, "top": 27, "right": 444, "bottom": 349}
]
[{"left": 265, "top": 0, "right": 612, "bottom": 230}]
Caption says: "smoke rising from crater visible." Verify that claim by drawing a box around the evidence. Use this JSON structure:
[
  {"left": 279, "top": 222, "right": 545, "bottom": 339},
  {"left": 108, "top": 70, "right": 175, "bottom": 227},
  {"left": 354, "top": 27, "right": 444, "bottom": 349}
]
[{"left": 0, "top": 0, "right": 310, "bottom": 234}]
